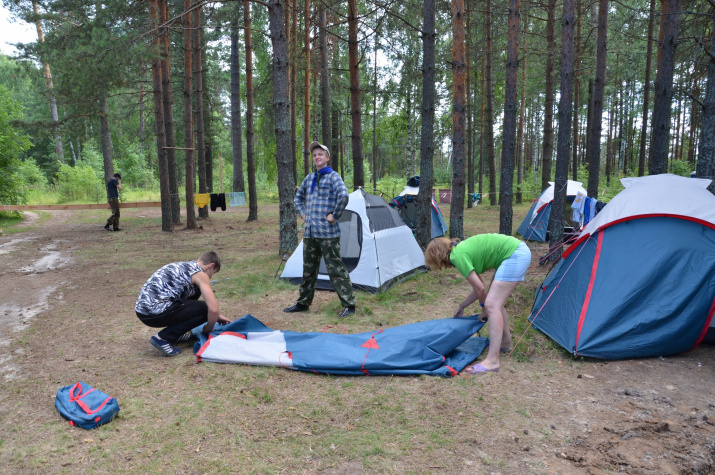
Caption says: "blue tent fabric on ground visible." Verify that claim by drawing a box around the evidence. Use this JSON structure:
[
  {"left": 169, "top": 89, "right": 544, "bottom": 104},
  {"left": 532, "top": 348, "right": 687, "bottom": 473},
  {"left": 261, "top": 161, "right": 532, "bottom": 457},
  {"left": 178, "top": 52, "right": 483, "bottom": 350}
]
[{"left": 192, "top": 315, "right": 488, "bottom": 377}]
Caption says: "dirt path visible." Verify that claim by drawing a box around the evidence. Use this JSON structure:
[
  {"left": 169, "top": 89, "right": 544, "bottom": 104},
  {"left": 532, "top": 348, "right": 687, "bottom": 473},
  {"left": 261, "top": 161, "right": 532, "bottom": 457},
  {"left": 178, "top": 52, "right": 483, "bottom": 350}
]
[{"left": 0, "top": 208, "right": 713, "bottom": 473}]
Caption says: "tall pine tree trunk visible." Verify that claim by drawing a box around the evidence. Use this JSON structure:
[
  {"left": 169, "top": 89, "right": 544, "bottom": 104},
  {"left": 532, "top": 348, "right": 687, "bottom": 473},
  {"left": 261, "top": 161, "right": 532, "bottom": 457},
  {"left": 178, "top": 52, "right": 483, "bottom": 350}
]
[
  {"left": 159, "top": 0, "right": 180, "bottom": 224},
  {"left": 417, "top": 0, "right": 436, "bottom": 249},
  {"left": 586, "top": 0, "right": 609, "bottom": 197},
  {"left": 348, "top": 0, "right": 364, "bottom": 189},
  {"left": 193, "top": 2, "right": 208, "bottom": 218},
  {"left": 499, "top": 0, "right": 520, "bottom": 235},
  {"left": 449, "top": 0, "right": 467, "bottom": 240},
  {"left": 696, "top": 7, "right": 715, "bottom": 196},
  {"left": 269, "top": 0, "right": 298, "bottom": 252},
  {"left": 150, "top": 0, "right": 172, "bottom": 232},
  {"left": 100, "top": 95, "right": 114, "bottom": 183},
  {"left": 541, "top": 0, "right": 556, "bottom": 192},
  {"left": 319, "top": 4, "right": 331, "bottom": 151},
  {"left": 516, "top": 1, "right": 529, "bottom": 204},
  {"left": 549, "top": 0, "right": 575, "bottom": 261},
  {"left": 183, "top": 0, "right": 196, "bottom": 230},
  {"left": 32, "top": 0, "right": 64, "bottom": 163},
  {"left": 649, "top": 0, "right": 680, "bottom": 175},
  {"left": 231, "top": 21, "right": 245, "bottom": 193},
  {"left": 466, "top": 1, "right": 474, "bottom": 210},
  {"left": 302, "top": 0, "right": 311, "bottom": 181},
  {"left": 571, "top": 0, "right": 581, "bottom": 180},
  {"left": 245, "top": 0, "right": 258, "bottom": 221},
  {"left": 485, "top": 0, "right": 496, "bottom": 205}
]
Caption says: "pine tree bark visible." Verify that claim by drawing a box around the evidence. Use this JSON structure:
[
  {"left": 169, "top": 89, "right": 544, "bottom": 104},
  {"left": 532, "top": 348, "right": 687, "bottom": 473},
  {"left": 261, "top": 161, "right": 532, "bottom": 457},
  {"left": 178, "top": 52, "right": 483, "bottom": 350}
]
[
  {"left": 466, "top": 1, "right": 474, "bottom": 210},
  {"left": 541, "top": 0, "right": 556, "bottom": 192},
  {"left": 548, "top": 0, "right": 575, "bottom": 261},
  {"left": 159, "top": 0, "right": 180, "bottom": 224},
  {"left": 649, "top": 0, "right": 681, "bottom": 175},
  {"left": 348, "top": 0, "right": 364, "bottom": 189},
  {"left": 517, "top": 1, "right": 529, "bottom": 204},
  {"left": 586, "top": 0, "right": 608, "bottom": 197},
  {"left": 244, "top": 0, "right": 258, "bottom": 221},
  {"left": 150, "top": 0, "right": 173, "bottom": 232},
  {"left": 231, "top": 21, "right": 245, "bottom": 193},
  {"left": 32, "top": 0, "right": 64, "bottom": 163},
  {"left": 269, "top": 0, "right": 298, "bottom": 253},
  {"left": 499, "top": 0, "right": 520, "bottom": 235},
  {"left": 193, "top": 2, "right": 208, "bottom": 218},
  {"left": 571, "top": 0, "right": 581, "bottom": 180},
  {"left": 99, "top": 95, "right": 114, "bottom": 183},
  {"left": 183, "top": 0, "right": 196, "bottom": 230},
  {"left": 696, "top": 7, "right": 715, "bottom": 196},
  {"left": 485, "top": 0, "right": 496, "bottom": 205},
  {"left": 416, "top": 0, "right": 436, "bottom": 249},
  {"left": 303, "top": 0, "right": 311, "bottom": 180},
  {"left": 449, "top": 0, "right": 467, "bottom": 240},
  {"left": 319, "top": 4, "right": 331, "bottom": 151}
]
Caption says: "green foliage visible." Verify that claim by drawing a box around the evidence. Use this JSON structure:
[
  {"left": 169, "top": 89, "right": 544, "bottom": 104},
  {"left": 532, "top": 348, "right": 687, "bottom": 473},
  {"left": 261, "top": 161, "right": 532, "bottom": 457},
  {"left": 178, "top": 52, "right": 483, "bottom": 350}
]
[
  {"left": 0, "top": 84, "right": 33, "bottom": 205},
  {"left": 669, "top": 159, "right": 693, "bottom": 178},
  {"left": 17, "top": 158, "right": 48, "bottom": 191},
  {"left": 55, "top": 159, "right": 104, "bottom": 203},
  {"left": 115, "top": 143, "right": 156, "bottom": 189}
]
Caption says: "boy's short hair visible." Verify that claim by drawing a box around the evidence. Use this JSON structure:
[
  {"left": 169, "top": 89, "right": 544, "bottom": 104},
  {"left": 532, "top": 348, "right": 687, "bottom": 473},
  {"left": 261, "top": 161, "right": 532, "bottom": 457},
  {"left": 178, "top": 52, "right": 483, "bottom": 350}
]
[
  {"left": 199, "top": 251, "right": 221, "bottom": 272},
  {"left": 113, "top": 173, "right": 122, "bottom": 179}
]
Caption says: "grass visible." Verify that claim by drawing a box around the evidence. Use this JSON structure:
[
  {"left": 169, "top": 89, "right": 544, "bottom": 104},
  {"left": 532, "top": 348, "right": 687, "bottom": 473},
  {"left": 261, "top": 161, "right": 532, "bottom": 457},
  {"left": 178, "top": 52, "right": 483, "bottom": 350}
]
[{"left": 0, "top": 199, "right": 584, "bottom": 473}]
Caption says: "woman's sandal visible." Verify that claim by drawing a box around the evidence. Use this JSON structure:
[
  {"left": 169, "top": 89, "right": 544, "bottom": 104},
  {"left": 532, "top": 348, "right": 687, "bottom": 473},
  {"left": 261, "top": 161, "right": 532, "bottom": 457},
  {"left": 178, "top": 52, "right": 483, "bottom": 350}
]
[{"left": 466, "top": 363, "right": 499, "bottom": 374}]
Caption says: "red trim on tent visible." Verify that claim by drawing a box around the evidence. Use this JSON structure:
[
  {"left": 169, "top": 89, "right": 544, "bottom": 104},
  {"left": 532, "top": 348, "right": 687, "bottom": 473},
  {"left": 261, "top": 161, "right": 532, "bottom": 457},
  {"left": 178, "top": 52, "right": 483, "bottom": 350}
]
[
  {"left": 444, "top": 366, "right": 458, "bottom": 376},
  {"left": 574, "top": 231, "right": 604, "bottom": 354},
  {"left": 563, "top": 214, "right": 715, "bottom": 259},
  {"left": 694, "top": 295, "right": 715, "bottom": 349}
]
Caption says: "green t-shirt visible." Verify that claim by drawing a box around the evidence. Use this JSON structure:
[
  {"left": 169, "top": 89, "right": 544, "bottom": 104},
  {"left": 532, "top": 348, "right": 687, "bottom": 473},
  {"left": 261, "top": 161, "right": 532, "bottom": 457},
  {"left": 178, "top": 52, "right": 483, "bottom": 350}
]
[{"left": 449, "top": 234, "right": 521, "bottom": 278}]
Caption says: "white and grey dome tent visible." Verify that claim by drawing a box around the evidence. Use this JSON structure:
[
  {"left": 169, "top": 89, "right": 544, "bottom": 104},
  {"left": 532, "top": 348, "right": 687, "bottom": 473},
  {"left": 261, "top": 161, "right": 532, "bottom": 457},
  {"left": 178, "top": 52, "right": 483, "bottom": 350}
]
[{"left": 280, "top": 188, "right": 427, "bottom": 293}]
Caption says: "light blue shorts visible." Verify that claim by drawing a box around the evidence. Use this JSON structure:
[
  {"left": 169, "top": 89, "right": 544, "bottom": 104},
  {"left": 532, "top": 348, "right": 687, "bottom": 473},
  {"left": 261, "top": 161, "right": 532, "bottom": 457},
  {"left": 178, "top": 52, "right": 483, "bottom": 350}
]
[{"left": 494, "top": 242, "right": 531, "bottom": 282}]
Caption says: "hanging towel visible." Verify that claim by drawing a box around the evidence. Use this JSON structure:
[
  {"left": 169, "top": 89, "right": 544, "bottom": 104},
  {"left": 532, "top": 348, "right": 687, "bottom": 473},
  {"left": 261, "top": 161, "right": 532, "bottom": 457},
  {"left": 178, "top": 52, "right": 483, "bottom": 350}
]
[
  {"left": 210, "top": 193, "right": 226, "bottom": 211},
  {"left": 584, "top": 197, "right": 592, "bottom": 224},
  {"left": 571, "top": 191, "right": 586, "bottom": 224},
  {"left": 194, "top": 193, "right": 210, "bottom": 209},
  {"left": 229, "top": 192, "right": 246, "bottom": 207}
]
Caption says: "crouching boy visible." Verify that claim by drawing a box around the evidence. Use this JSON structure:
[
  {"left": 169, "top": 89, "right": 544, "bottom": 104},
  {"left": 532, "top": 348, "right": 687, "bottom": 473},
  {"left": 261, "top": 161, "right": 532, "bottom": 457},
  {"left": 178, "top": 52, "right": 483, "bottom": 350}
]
[{"left": 135, "top": 251, "right": 232, "bottom": 356}]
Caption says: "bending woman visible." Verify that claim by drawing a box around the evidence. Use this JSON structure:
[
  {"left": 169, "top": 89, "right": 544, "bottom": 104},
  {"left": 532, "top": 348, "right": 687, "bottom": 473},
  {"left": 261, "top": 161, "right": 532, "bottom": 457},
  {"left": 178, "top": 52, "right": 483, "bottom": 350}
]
[{"left": 424, "top": 234, "right": 531, "bottom": 374}]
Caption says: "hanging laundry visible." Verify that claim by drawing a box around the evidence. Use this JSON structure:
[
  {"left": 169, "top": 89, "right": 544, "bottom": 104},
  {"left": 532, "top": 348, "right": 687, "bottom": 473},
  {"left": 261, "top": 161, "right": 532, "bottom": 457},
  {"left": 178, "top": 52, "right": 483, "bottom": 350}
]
[
  {"left": 210, "top": 193, "right": 226, "bottom": 211},
  {"left": 571, "top": 191, "right": 586, "bottom": 224},
  {"left": 194, "top": 193, "right": 210, "bottom": 209},
  {"left": 229, "top": 192, "right": 246, "bottom": 207}
]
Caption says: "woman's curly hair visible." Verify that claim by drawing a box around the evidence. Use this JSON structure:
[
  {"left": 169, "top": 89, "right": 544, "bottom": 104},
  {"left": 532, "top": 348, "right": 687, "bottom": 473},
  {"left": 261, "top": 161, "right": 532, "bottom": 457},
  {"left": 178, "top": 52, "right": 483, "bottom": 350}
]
[{"left": 424, "top": 237, "right": 460, "bottom": 270}]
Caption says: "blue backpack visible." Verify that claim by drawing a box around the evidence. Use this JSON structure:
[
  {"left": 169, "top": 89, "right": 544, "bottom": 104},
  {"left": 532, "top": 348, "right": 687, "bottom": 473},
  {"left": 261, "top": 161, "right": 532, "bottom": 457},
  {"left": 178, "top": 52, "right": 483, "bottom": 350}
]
[{"left": 55, "top": 382, "right": 120, "bottom": 429}]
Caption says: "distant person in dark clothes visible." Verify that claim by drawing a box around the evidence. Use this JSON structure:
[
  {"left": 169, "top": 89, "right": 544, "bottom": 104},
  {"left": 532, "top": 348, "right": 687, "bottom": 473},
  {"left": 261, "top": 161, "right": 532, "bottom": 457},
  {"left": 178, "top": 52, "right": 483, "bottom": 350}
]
[
  {"left": 283, "top": 141, "right": 357, "bottom": 318},
  {"left": 135, "top": 251, "right": 232, "bottom": 356},
  {"left": 104, "top": 173, "right": 123, "bottom": 231}
]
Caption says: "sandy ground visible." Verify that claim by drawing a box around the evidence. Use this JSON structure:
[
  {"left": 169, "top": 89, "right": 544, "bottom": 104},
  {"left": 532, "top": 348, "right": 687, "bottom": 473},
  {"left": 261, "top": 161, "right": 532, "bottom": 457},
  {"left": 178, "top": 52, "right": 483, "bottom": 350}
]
[{"left": 0, "top": 208, "right": 713, "bottom": 473}]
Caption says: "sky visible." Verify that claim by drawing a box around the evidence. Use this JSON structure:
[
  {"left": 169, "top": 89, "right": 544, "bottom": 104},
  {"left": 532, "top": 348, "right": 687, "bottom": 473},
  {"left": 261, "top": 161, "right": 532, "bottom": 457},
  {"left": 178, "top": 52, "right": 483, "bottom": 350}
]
[{"left": 0, "top": 5, "right": 37, "bottom": 56}]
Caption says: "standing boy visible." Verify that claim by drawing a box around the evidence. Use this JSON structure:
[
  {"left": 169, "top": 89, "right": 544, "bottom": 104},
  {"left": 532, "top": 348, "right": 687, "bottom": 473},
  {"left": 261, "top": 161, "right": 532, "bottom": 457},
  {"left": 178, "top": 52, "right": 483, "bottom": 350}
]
[
  {"left": 135, "top": 251, "right": 232, "bottom": 356},
  {"left": 283, "top": 141, "right": 357, "bottom": 318},
  {"left": 105, "top": 173, "right": 122, "bottom": 231}
]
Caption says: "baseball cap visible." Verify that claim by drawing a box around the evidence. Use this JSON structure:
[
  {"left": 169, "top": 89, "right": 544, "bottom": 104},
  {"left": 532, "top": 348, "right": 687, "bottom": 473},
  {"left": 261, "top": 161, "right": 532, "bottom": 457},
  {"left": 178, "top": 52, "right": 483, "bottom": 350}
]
[{"left": 309, "top": 141, "right": 330, "bottom": 156}]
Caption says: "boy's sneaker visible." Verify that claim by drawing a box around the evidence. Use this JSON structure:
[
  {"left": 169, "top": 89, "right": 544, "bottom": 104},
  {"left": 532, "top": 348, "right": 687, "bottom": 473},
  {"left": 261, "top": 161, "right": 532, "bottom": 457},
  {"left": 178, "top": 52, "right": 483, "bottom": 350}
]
[
  {"left": 283, "top": 303, "right": 309, "bottom": 313},
  {"left": 175, "top": 331, "right": 194, "bottom": 343},
  {"left": 150, "top": 336, "right": 182, "bottom": 356},
  {"left": 104, "top": 224, "right": 111, "bottom": 231},
  {"left": 338, "top": 306, "right": 356, "bottom": 318}
]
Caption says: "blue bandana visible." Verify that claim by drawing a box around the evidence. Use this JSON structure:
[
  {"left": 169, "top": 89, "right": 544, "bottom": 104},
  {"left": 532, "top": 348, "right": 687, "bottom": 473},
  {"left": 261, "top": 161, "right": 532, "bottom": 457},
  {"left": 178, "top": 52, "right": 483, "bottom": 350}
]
[{"left": 311, "top": 166, "right": 333, "bottom": 193}]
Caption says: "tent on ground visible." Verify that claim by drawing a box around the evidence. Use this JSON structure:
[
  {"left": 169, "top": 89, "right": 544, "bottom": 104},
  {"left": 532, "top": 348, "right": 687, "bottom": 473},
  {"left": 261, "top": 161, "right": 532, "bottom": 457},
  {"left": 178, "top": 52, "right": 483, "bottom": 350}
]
[
  {"left": 192, "top": 314, "right": 488, "bottom": 376},
  {"left": 528, "top": 174, "right": 715, "bottom": 359},
  {"left": 517, "top": 180, "right": 588, "bottom": 242},
  {"left": 388, "top": 177, "right": 448, "bottom": 239},
  {"left": 281, "top": 188, "right": 427, "bottom": 293}
]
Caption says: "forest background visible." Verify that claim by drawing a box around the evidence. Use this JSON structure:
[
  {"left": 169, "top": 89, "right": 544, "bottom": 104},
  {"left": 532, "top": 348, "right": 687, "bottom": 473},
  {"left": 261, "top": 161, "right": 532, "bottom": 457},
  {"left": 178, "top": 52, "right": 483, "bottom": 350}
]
[{"left": 1, "top": 0, "right": 714, "bottom": 253}]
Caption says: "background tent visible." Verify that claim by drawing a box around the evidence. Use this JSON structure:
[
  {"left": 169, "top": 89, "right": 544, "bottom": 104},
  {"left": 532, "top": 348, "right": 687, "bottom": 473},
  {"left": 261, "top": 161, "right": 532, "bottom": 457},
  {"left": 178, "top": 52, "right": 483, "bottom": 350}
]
[
  {"left": 193, "top": 314, "right": 488, "bottom": 377},
  {"left": 389, "top": 180, "right": 448, "bottom": 239},
  {"left": 281, "top": 188, "right": 426, "bottom": 293},
  {"left": 517, "top": 180, "right": 588, "bottom": 242},
  {"left": 529, "top": 174, "right": 715, "bottom": 359}
]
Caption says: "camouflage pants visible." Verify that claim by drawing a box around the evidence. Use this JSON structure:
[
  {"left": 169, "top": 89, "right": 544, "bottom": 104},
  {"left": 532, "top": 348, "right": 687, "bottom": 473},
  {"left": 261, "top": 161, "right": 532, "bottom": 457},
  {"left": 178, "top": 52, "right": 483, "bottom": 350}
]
[
  {"left": 298, "top": 237, "right": 356, "bottom": 309},
  {"left": 106, "top": 197, "right": 120, "bottom": 229}
]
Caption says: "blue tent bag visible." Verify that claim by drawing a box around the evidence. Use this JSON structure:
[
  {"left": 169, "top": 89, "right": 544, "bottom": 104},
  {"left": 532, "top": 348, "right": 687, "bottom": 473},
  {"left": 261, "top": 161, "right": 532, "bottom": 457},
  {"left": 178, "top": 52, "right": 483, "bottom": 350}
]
[{"left": 55, "top": 382, "right": 120, "bottom": 429}]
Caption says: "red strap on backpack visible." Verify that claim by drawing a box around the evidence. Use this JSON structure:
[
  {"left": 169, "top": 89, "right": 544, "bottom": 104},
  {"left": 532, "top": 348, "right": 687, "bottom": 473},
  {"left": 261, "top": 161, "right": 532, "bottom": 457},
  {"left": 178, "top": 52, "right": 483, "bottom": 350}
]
[{"left": 69, "top": 383, "right": 113, "bottom": 416}]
